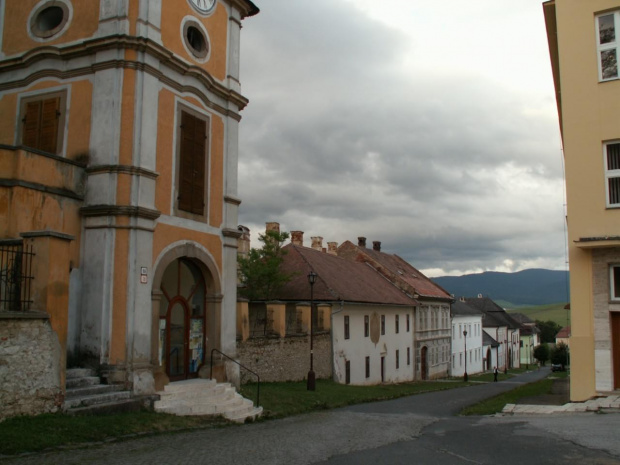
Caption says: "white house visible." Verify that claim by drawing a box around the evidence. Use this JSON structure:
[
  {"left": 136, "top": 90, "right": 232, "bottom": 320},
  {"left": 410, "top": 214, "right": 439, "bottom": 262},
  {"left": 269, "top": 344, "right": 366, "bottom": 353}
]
[{"left": 451, "top": 299, "right": 484, "bottom": 377}]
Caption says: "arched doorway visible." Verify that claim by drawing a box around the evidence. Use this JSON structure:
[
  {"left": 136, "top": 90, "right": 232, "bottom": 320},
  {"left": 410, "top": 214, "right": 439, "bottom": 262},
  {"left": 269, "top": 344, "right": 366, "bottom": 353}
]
[
  {"left": 486, "top": 347, "right": 492, "bottom": 370},
  {"left": 159, "top": 258, "right": 206, "bottom": 381},
  {"left": 420, "top": 346, "right": 428, "bottom": 380}
]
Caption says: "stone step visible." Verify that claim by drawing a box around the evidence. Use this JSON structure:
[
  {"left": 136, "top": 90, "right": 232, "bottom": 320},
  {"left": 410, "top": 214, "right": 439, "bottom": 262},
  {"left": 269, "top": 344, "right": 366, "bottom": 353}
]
[
  {"left": 224, "top": 406, "right": 263, "bottom": 424},
  {"left": 66, "top": 376, "right": 101, "bottom": 389},
  {"left": 66, "top": 368, "right": 96, "bottom": 379},
  {"left": 65, "top": 384, "right": 125, "bottom": 399},
  {"left": 64, "top": 390, "right": 131, "bottom": 409},
  {"left": 157, "top": 384, "right": 235, "bottom": 404},
  {"left": 161, "top": 378, "right": 218, "bottom": 394}
]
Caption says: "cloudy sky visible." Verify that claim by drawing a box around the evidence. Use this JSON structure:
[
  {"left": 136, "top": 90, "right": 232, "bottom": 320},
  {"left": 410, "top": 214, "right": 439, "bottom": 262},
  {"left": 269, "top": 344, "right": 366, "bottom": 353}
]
[{"left": 237, "top": 0, "right": 565, "bottom": 277}]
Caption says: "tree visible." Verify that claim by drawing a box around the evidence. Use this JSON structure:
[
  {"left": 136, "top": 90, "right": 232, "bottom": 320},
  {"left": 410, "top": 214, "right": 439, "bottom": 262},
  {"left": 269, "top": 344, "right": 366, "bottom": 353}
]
[
  {"left": 550, "top": 342, "right": 569, "bottom": 369},
  {"left": 238, "top": 229, "right": 293, "bottom": 301},
  {"left": 533, "top": 344, "right": 550, "bottom": 366},
  {"left": 535, "top": 320, "right": 562, "bottom": 344}
]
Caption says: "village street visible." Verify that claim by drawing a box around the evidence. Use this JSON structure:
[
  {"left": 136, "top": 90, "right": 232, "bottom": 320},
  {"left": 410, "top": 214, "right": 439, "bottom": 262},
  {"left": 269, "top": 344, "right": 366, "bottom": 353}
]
[{"left": 3, "top": 368, "right": 620, "bottom": 465}]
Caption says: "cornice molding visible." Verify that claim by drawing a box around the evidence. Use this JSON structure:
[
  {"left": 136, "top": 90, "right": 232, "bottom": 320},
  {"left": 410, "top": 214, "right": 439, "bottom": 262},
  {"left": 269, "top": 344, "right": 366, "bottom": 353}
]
[
  {"left": 0, "top": 35, "right": 249, "bottom": 119},
  {"left": 86, "top": 164, "right": 159, "bottom": 179},
  {"left": 80, "top": 204, "right": 161, "bottom": 220}
]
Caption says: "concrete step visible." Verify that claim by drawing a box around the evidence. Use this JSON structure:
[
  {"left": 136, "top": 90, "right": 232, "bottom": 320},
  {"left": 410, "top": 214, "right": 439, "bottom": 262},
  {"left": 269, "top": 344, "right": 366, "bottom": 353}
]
[
  {"left": 224, "top": 406, "right": 263, "bottom": 424},
  {"left": 64, "top": 390, "right": 131, "bottom": 409},
  {"left": 161, "top": 379, "right": 217, "bottom": 394},
  {"left": 65, "top": 384, "right": 125, "bottom": 399},
  {"left": 66, "top": 376, "right": 101, "bottom": 389}
]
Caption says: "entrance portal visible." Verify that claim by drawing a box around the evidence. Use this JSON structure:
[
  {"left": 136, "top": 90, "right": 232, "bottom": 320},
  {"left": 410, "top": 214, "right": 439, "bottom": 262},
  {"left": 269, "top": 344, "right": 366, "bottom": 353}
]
[{"left": 159, "top": 258, "right": 206, "bottom": 381}]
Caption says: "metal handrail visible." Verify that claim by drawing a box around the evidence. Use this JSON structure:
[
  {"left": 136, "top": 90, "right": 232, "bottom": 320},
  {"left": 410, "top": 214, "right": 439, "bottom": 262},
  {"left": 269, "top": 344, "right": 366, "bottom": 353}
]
[{"left": 210, "top": 348, "right": 260, "bottom": 407}]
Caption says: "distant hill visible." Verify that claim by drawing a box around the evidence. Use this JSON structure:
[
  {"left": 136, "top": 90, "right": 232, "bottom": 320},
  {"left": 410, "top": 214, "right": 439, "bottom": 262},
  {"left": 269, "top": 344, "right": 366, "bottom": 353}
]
[{"left": 431, "top": 269, "right": 569, "bottom": 307}]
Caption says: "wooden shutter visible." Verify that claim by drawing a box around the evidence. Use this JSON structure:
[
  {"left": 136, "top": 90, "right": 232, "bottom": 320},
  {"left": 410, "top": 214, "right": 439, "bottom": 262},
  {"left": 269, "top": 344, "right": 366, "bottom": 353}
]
[
  {"left": 21, "top": 96, "right": 60, "bottom": 154},
  {"left": 178, "top": 111, "right": 207, "bottom": 215}
]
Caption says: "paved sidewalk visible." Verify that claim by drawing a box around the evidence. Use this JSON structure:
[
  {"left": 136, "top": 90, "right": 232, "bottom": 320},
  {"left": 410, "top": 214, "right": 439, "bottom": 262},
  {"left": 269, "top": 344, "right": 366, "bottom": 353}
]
[{"left": 502, "top": 394, "right": 620, "bottom": 414}]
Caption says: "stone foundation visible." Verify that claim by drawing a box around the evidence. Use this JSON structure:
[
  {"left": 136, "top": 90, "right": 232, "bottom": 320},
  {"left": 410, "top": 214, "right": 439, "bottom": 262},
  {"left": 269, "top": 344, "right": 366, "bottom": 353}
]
[
  {"left": 0, "top": 313, "right": 63, "bottom": 420},
  {"left": 237, "top": 333, "right": 331, "bottom": 383}
]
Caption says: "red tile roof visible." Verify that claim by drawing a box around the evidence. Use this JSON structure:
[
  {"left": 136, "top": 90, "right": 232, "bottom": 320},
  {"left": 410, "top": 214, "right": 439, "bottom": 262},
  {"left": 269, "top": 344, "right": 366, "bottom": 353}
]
[
  {"left": 276, "top": 244, "right": 418, "bottom": 306},
  {"left": 556, "top": 326, "right": 571, "bottom": 338},
  {"left": 336, "top": 241, "right": 452, "bottom": 300}
]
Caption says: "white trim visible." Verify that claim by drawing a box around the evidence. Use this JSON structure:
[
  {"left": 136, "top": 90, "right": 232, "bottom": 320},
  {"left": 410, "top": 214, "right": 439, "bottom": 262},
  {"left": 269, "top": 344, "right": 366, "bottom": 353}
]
[
  {"left": 596, "top": 11, "right": 620, "bottom": 82},
  {"left": 604, "top": 140, "right": 620, "bottom": 208}
]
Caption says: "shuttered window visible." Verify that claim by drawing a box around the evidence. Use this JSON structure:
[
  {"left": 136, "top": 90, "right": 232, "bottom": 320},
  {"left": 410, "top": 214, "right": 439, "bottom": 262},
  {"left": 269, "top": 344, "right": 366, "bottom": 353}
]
[
  {"left": 178, "top": 110, "right": 208, "bottom": 215},
  {"left": 21, "top": 96, "right": 62, "bottom": 154}
]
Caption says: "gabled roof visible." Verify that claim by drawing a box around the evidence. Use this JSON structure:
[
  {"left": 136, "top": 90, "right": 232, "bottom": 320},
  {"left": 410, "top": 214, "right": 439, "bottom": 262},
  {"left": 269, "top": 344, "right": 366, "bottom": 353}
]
[
  {"left": 509, "top": 312, "right": 535, "bottom": 325},
  {"left": 275, "top": 244, "right": 418, "bottom": 306},
  {"left": 464, "top": 296, "right": 521, "bottom": 330},
  {"left": 451, "top": 300, "right": 483, "bottom": 317},
  {"left": 556, "top": 326, "right": 571, "bottom": 339},
  {"left": 337, "top": 241, "right": 452, "bottom": 300},
  {"left": 483, "top": 331, "right": 500, "bottom": 347}
]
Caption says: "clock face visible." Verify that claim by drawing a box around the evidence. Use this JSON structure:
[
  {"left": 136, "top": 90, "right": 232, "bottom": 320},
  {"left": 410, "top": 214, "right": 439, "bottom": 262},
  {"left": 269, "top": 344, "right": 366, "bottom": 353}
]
[{"left": 190, "top": 0, "right": 215, "bottom": 14}]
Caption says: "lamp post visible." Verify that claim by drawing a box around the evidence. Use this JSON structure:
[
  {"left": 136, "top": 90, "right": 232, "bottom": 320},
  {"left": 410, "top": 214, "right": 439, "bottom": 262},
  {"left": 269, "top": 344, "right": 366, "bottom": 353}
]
[
  {"left": 463, "top": 329, "right": 468, "bottom": 382},
  {"left": 307, "top": 271, "right": 317, "bottom": 391}
]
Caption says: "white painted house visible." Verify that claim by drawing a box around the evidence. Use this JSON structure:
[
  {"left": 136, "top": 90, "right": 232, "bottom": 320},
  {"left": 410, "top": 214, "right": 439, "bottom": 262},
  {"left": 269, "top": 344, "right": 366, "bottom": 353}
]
[{"left": 451, "top": 299, "right": 484, "bottom": 377}]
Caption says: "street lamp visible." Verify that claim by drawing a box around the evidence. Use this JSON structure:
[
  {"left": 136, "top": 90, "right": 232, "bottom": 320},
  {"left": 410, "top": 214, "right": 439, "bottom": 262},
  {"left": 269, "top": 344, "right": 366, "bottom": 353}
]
[
  {"left": 307, "top": 271, "right": 317, "bottom": 391},
  {"left": 463, "top": 329, "right": 468, "bottom": 382}
]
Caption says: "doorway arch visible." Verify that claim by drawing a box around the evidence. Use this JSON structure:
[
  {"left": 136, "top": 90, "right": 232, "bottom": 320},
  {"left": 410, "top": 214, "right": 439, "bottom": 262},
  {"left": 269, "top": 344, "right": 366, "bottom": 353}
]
[
  {"left": 151, "top": 242, "right": 222, "bottom": 384},
  {"left": 420, "top": 346, "right": 428, "bottom": 380}
]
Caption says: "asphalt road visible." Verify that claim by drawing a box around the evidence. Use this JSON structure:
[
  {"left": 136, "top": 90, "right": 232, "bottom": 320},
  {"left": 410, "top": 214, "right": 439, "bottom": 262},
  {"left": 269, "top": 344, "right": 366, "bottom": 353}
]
[{"left": 3, "top": 368, "right": 620, "bottom": 465}]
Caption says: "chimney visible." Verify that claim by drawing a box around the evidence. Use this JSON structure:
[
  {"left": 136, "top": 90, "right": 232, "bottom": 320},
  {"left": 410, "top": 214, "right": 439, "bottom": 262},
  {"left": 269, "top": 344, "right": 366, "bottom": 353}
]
[
  {"left": 237, "top": 225, "right": 251, "bottom": 259},
  {"left": 358, "top": 237, "right": 367, "bottom": 248},
  {"left": 311, "top": 236, "right": 323, "bottom": 251},
  {"left": 327, "top": 242, "right": 338, "bottom": 255},
  {"left": 291, "top": 230, "right": 304, "bottom": 246},
  {"left": 372, "top": 241, "right": 381, "bottom": 252},
  {"left": 266, "top": 222, "right": 280, "bottom": 234}
]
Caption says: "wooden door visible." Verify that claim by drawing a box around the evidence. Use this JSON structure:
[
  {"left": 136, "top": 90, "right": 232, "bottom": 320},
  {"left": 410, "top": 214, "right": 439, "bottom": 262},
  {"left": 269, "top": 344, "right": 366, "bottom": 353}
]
[{"left": 612, "top": 312, "right": 620, "bottom": 389}]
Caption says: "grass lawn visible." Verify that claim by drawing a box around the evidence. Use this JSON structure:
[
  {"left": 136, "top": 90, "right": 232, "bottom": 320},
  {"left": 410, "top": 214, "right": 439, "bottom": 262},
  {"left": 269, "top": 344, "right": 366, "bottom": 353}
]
[
  {"left": 460, "top": 370, "right": 569, "bottom": 416},
  {"left": 507, "top": 303, "right": 570, "bottom": 327},
  {"left": 240, "top": 378, "right": 470, "bottom": 419}
]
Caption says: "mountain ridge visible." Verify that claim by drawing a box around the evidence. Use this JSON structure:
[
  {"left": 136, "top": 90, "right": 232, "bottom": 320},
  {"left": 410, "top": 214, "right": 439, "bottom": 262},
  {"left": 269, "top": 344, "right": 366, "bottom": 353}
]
[{"left": 431, "top": 268, "right": 569, "bottom": 307}]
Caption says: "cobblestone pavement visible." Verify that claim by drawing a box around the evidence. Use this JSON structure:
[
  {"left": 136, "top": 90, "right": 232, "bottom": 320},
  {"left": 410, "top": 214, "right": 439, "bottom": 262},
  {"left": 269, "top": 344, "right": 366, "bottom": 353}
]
[{"left": 3, "top": 369, "right": 620, "bottom": 465}]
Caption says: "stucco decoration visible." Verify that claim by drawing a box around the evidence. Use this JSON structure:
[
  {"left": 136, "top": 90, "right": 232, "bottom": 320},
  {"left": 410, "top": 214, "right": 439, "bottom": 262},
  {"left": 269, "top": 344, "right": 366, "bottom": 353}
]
[{"left": 370, "top": 312, "right": 380, "bottom": 345}]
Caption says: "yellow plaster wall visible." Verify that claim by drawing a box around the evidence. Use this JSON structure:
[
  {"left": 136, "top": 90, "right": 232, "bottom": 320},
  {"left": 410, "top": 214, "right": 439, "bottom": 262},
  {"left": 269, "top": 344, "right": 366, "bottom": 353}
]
[
  {"left": 2, "top": 0, "right": 100, "bottom": 56},
  {"left": 160, "top": 1, "right": 228, "bottom": 81},
  {"left": 553, "top": 0, "right": 620, "bottom": 400}
]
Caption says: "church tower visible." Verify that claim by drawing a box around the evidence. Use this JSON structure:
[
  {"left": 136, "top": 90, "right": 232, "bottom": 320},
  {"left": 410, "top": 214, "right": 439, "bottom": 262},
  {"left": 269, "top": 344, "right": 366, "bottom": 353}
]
[{"left": 0, "top": 0, "right": 258, "bottom": 403}]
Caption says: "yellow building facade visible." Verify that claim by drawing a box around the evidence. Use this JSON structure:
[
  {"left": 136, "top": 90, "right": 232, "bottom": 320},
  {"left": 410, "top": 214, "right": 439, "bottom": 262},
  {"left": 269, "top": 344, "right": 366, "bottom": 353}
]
[
  {"left": 545, "top": 0, "right": 620, "bottom": 400},
  {"left": 0, "top": 0, "right": 257, "bottom": 404}
]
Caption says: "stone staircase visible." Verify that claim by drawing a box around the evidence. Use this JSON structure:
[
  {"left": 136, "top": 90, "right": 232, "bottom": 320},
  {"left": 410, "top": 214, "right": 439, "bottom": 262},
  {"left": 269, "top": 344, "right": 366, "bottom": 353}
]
[
  {"left": 64, "top": 368, "right": 143, "bottom": 415},
  {"left": 154, "top": 378, "right": 262, "bottom": 423}
]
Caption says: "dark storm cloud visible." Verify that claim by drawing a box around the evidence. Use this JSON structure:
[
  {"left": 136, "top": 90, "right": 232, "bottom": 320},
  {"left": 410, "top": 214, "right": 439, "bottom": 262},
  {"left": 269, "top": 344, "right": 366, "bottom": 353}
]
[{"left": 238, "top": 0, "right": 564, "bottom": 275}]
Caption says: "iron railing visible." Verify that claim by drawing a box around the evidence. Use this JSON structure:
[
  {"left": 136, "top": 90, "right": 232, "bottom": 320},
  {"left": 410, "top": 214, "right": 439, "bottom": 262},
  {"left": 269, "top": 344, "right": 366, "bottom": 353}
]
[
  {"left": 210, "top": 348, "right": 260, "bottom": 407},
  {"left": 0, "top": 240, "right": 34, "bottom": 311}
]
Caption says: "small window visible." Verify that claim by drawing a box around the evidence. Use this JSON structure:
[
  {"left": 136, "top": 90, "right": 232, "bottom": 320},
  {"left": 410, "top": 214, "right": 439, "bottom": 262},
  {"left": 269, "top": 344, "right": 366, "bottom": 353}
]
[
  {"left": 395, "top": 350, "right": 400, "bottom": 369},
  {"left": 345, "top": 360, "right": 350, "bottom": 384},
  {"left": 407, "top": 347, "right": 411, "bottom": 366},
  {"left": 380, "top": 315, "right": 385, "bottom": 335},
  {"left": 30, "top": 2, "right": 70, "bottom": 39},
  {"left": 364, "top": 315, "right": 369, "bottom": 337},
  {"left": 406, "top": 314, "right": 410, "bottom": 332},
  {"left": 344, "top": 315, "right": 350, "bottom": 340},
  {"left": 597, "top": 12, "right": 620, "bottom": 81},
  {"left": 19, "top": 91, "right": 66, "bottom": 155},
  {"left": 611, "top": 265, "right": 620, "bottom": 300},
  {"left": 365, "top": 356, "right": 370, "bottom": 378},
  {"left": 395, "top": 315, "right": 399, "bottom": 334},
  {"left": 605, "top": 142, "right": 620, "bottom": 207},
  {"left": 183, "top": 20, "right": 209, "bottom": 60}
]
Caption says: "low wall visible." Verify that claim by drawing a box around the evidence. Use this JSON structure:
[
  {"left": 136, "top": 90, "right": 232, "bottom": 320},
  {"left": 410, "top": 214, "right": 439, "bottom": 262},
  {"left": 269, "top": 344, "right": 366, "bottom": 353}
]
[
  {"left": 0, "top": 313, "right": 63, "bottom": 420},
  {"left": 237, "top": 333, "right": 331, "bottom": 383}
]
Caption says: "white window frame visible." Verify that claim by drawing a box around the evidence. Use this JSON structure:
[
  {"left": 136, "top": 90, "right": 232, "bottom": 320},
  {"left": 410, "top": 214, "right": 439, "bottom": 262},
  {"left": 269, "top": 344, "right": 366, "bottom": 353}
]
[
  {"left": 610, "top": 264, "right": 620, "bottom": 300},
  {"left": 604, "top": 141, "right": 620, "bottom": 207},
  {"left": 596, "top": 11, "right": 620, "bottom": 82}
]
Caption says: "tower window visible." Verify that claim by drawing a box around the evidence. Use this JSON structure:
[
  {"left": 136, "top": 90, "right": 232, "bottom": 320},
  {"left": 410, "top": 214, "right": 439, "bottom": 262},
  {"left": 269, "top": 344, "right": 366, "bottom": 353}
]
[
  {"left": 183, "top": 21, "right": 209, "bottom": 60},
  {"left": 30, "top": 2, "right": 70, "bottom": 39}
]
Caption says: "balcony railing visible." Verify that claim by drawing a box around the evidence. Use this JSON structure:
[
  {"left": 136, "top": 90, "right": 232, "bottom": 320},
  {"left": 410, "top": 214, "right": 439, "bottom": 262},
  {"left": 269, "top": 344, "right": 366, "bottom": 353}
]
[{"left": 0, "top": 240, "right": 34, "bottom": 312}]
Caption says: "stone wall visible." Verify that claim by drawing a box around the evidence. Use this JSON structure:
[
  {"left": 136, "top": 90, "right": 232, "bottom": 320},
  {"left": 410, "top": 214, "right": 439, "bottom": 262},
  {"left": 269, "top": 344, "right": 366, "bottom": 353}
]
[
  {"left": 237, "top": 333, "right": 332, "bottom": 383},
  {"left": 0, "top": 314, "right": 63, "bottom": 420}
]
